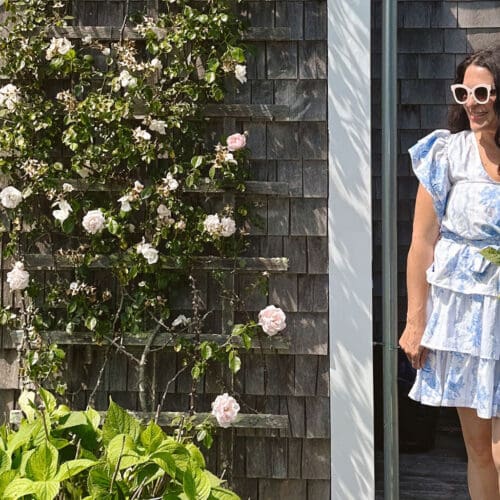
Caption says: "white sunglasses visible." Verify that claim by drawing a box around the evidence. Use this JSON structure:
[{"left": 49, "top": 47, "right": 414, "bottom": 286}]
[{"left": 450, "top": 83, "right": 497, "bottom": 104}]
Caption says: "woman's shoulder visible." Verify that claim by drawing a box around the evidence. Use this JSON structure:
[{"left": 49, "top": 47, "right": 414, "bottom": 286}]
[{"left": 410, "top": 129, "right": 474, "bottom": 159}]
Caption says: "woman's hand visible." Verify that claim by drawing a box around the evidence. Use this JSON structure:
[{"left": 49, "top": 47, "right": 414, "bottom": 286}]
[{"left": 399, "top": 323, "right": 429, "bottom": 370}]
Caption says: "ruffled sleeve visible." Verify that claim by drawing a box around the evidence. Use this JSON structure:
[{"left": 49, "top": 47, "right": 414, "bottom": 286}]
[{"left": 408, "top": 129, "right": 451, "bottom": 223}]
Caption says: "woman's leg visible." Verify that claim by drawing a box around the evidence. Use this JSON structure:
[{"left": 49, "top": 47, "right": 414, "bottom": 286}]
[
  {"left": 457, "top": 407, "right": 499, "bottom": 499},
  {"left": 490, "top": 417, "right": 500, "bottom": 493}
]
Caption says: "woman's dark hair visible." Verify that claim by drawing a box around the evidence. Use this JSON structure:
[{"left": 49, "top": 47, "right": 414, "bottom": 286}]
[{"left": 448, "top": 45, "right": 500, "bottom": 148}]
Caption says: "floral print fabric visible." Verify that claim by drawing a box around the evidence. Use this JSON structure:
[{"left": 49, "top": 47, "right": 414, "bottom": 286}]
[{"left": 407, "top": 129, "right": 500, "bottom": 418}]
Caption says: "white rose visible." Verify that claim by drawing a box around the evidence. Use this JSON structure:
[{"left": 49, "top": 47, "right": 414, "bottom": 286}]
[
  {"left": 133, "top": 127, "right": 151, "bottom": 142},
  {"left": 234, "top": 64, "right": 247, "bottom": 84},
  {"left": 211, "top": 393, "right": 240, "bottom": 428},
  {"left": 137, "top": 241, "right": 159, "bottom": 264},
  {"left": 52, "top": 199, "right": 72, "bottom": 222},
  {"left": 0, "top": 84, "right": 21, "bottom": 112},
  {"left": 220, "top": 216, "right": 236, "bottom": 237},
  {"left": 172, "top": 314, "right": 189, "bottom": 327},
  {"left": 163, "top": 173, "right": 178, "bottom": 191},
  {"left": 57, "top": 38, "right": 73, "bottom": 55},
  {"left": 0, "top": 186, "right": 23, "bottom": 209},
  {"left": 7, "top": 261, "right": 30, "bottom": 291},
  {"left": 150, "top": 58, "right": 163, "bottom": 70},
  {"left": 46, "top": 37, "right": 73, "bottom": 60},
  {"left": 119, "top": 70, "right": 130, "bottom": 86},
  {"left": 203, "top": 214, "right": 220, "bottom": 236},
  {"left": 175, "top": 220, "right": 186, "bottom": 230},
  {"left": 118, "top": 195, "right": 132, "bottom": 212},
  {"left": 82, "top": 209, "right": 105, "bottom": 234},
  {"left": 62, "top": 183, "right": 74, "bottom": 193},
  {"left": 102, "top": 48, "right": 111, "bottom": 56},
  {"left": 258, "top": 305, "right": 287, "bottom": 336},
  {"left": 149, "top": 119, "right": 167, "bottom": 135},
  {"left": 157, "top": 204, "right": 171, "bottom": 218}
]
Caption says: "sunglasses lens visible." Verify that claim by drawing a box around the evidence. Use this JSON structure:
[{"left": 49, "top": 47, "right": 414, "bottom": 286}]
[
  {"left": 474, "top": 86, "right": 488, "bottom": 103},
  {"left": 453, "top": 87, "right": 468, "bottom": 103}
]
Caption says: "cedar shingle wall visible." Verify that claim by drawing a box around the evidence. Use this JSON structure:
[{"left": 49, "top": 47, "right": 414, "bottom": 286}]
[{"left": 231, "top": 1, "right": 330, "bottom": 497}]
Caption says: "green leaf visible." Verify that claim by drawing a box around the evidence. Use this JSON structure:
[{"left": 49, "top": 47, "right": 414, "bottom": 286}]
[
  {"left": 209, "top": 486, "right": 241, "bottom": 500},
  {"left": 192, "top": 467, "right": 211, "bottom": 500},
  {"left": 0, "top": 471, "right": 17, "bottom": 497},
  {"left": 183, "top": 466, "right": 196, "bottom": 500},
  {"left": 204, "top": 470, "right": 223, "bottom": 488},
  {"left": 85, "top": 316, "right": 97, "bottom": 331},
  {"left": 18, "top": 390, "right": 37, "bottom": 421},
  {"left": 0, "top": 448, "right": 12, "bottom": 474},
  {"left": 87, "top": 465, "right": 111, "bottom": 496},
  {"left": 191, "top": 155, "right": 204, "bottom": 168},
  {"left": 39, "top": 388, "right": 57, "bottom": 414},
  {"left": 241, "top": 332, "right": 252, "bottom": 350},
  {"left": 151, "top": 450, "right": 177, "bottom": 478},
  {"left": 228, "top": 351, "right": 241, "bottom": 374},
  {"left": 57, "top": 411, "right": 88, "bottom": 429},
  {"left": 7, "top": 420, "right": 40, "bottom": 455},
  {"left": 186, "top": 443, "right": 205, "bottom": 469},
  {"left": 140, "top": 420, "right": 164, "bottom": 452},
  {"left": 4, "top": 478, "right": 36, "bottom": 499},
  {"left": 107, "top": 218, "right": 120, "bottom": 235},
  {"left": 481, "top": 247, "right": 500, "bottom": 266},
  {"left": 86, "top": 407, "right": 101, "bottom": 430},
  {"left": 229, "top": 47, "right": 245, "bottom": 64},
  {"left": 31, "top": 480, "right": 61, "bottom": 500},
  {"left": 204, "top": 71, "right": 216, "bottom": 84},
  {"left": 106, "top": 434, "right": 139, "bottom": 470},
  {"left": 200, "top": 342, "right": 213, "bottom": 361},
  {"left": 55, "top": 459, "right": 95, "bottom": 481},
  {"left": 62, "top": 217, "right": 75, "bottom": 234},
  {"left": 102, "top": 399, "right": 142, "bottom": 445},
  {"left": 25, "top": 442, "right": 58, "bottom": 481}
]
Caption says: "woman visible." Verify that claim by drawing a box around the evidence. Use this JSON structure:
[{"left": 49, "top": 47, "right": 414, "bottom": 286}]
[{"left": 399, "top": 46, "right": 500, "bottom": 499}]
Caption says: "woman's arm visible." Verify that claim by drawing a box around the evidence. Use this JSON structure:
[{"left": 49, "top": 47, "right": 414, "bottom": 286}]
[{"left": 399, "top": 184, "right": 440, "bottom": 369}]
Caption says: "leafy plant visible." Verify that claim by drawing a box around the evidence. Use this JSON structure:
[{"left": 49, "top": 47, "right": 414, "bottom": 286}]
[{"left": 2, "top": 389, "right": 239, "bottom": 499}]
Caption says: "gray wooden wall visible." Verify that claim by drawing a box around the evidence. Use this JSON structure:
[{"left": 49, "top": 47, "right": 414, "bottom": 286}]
[{"left": 230, "top": 1, "right": 330, "bottom": 498}]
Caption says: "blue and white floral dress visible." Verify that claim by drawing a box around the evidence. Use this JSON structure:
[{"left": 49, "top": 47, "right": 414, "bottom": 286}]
[{"left": 407, "top": 129, "right": 500, "bottom": 419}]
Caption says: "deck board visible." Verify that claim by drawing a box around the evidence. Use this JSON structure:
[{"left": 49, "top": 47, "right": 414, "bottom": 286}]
[{"left": 376, "top": 408, "right": 469, "bottom": 499}]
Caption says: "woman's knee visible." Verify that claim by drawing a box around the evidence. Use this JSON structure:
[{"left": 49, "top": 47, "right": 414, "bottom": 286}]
[
  {"left": 466, "top": 434, "right": 495, "bottom": 466},
  {"left": 458, "top": 408, "right": 494, "bottom": 467}
]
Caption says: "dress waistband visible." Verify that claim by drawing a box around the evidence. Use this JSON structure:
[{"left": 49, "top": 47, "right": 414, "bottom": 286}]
[{"left": 440, "top": 231, "right": 500, "bottom": 248}]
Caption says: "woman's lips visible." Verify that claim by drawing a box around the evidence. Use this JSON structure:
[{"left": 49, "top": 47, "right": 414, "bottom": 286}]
[{"left": 469, "top": 111, "right": 487, "bottom": 121}]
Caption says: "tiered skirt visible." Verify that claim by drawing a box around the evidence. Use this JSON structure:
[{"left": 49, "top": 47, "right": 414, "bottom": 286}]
[{"left": 409, "top": 286, "right": 500, "bottom": 419}]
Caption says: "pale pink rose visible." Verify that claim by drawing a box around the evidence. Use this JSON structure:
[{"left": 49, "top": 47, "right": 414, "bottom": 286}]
[
  {"left": 258, "top": 305, "right": 286, "bottom": 336},
  {"left": 82, "top": 209, "right": 105, "bottom": 234},
  {"left": 7, "top": 261, "right": 29, "bottom": 291},
  {"left": 211, "top": 393, "right": 240, "bottom": 428},
  {"left": 226, "top": 133, "right": 246, "bottom": 152},
  {"left": 220, "top": 216, "right": 236, "bottom": 237}
]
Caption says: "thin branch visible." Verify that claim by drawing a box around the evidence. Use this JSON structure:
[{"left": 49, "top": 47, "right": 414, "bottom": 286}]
[
  {"left": 154, "top": 364, "right": 190, "bottom": 424},
  {"left": 138, "top": 323, "right": 162, "bottom": 413}
]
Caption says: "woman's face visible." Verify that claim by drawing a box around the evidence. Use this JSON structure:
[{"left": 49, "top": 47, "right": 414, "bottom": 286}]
[{"left": 462, "top": 64, "right": 499, "bottom": 134}]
